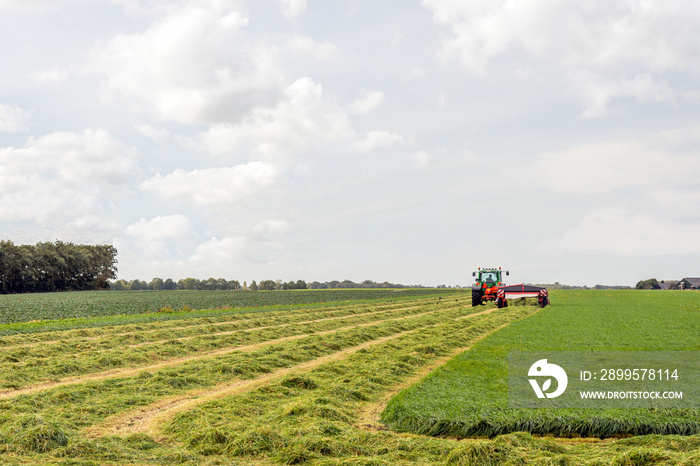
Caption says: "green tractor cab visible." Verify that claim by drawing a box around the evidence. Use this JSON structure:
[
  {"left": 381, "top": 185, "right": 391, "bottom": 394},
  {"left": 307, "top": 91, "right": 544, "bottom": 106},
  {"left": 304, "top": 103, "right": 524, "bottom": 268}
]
[{"left": 471, "top": 267, "right": 508, "bottom": 307}]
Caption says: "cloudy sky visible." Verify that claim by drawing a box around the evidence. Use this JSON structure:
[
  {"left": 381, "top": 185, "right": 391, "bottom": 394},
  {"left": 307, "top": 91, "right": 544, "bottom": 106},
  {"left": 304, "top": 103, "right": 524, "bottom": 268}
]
[{"left": 1, "top": 0, "right": 699, "bottom": 287}]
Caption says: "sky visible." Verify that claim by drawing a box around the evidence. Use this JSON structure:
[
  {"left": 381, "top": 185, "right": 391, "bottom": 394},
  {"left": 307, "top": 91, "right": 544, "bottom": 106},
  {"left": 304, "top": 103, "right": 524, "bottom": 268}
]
[{"left": 1, "top": 0, "right": 699, "bottom": 287}]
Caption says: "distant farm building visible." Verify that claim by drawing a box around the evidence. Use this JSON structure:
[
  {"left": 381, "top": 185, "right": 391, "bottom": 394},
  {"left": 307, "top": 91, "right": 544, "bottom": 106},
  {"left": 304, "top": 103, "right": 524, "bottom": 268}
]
[{"left": 678, "top": 278, "right": 700, "bottom": 290}]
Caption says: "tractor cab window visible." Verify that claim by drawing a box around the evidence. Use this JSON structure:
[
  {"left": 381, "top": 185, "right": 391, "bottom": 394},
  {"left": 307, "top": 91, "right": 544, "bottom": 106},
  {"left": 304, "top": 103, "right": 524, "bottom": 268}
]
[{"left": 482, "top": 272, "right": 496, "bottom": 283}]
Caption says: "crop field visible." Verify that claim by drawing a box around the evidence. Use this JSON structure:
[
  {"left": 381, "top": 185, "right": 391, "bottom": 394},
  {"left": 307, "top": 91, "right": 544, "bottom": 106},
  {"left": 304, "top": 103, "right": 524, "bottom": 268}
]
[
  {"left": 0, "top": 289, "right": 698, "bottom": 465},
  {"left": 0, "top": 288, "right": 451, "bottom": 330}
]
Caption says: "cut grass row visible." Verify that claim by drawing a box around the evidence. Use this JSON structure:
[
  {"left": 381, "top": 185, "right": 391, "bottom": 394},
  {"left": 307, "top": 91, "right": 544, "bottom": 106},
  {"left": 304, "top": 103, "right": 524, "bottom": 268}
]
[
  {"left": 0, "top": 297, "right": 470, "bottom": 392},
  {"left": 381, "top": 289, "right": 700, "bottom": 439},
  {"left": 0, "top": 305, "right": 467, "bottom": 400},
  {"left": 0, "top": 294, "right": 446, "bottom": 355}
]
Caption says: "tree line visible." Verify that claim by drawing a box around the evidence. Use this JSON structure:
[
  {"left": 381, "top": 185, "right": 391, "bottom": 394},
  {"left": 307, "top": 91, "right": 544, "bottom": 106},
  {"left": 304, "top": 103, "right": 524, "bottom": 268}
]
[
  {"left": 110, "top": 278, "right": 424, "bottom": 291},
  {"left": 112, "top": 278, "right": 308, "bottom": 291},
  {"left": 0, "top": 240, "right": 117, "bottom": 294},
  {"left": 307, "top": 280, "right": 413, "bottom": 289},
  {"left": 112, "top": 277, "right": 241, "bottom": 291}
]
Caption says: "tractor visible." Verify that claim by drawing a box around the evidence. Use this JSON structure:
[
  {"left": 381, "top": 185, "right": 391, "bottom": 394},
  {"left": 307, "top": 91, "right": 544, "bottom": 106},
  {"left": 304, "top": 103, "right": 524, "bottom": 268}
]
[
  {"left": 471, "top": 267, "right": 549, "bottom": 308},
  {"left": 471, "top": 267, "right": 508, "bottom": 307}
]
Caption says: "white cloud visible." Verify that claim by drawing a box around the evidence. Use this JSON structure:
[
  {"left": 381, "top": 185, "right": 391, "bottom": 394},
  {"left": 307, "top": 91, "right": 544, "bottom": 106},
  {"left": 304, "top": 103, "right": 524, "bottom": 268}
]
[
  {"left": 31, "top": 65, "right": 73, "bottom": 85},
  {"left": 134, "top": 123, "right": 171, "bottom": 141},
  {"left": 92, "top": 1, "right": 343, "bottom": 130},
  {"left": 534, "top": 127, "right": 700, "bottom": 257},
  {"left": 92, "top": 2, "right": 284, "bottom": 124},
  {"left": 0, "top": 0, "right": 66, "bottom": 11},
  {"left": 355, "top": 130, "right": 405, "bottom": 153},
  {"left": 285, "top": 35, "right": 339, "bottom": 61},
  {"left": 125, "top": 214, "right": 194, "bottom": 242},
  {"left": 424, "top": 0, "right": 700, "bottom": 74},
  {"left": 188, "top": 218, "right": 289, "bottom": 272},
  {"left": 412, "top": 150, "right": 434, "bottom": 168},
  {"left": 124, "top": 214, "right": 196, "bottom": 258},
  {"left": 189, "top": 236, "right": 248, "bottom": 265},
  {"left": 410, "top": 147, "right": 477, "bottom": 169},
  {"left": 532, "top": 132, "right": 700, "bottom": 194},
  {"left": 573, "top": 72, "right": 676, "bottom": 119},
  {"left": 544, "top": 206, "right": 700, "bottom": 256},
  {"left": 199, "top": 78, "right": 354, "bottom": 160},
  {"left": 105, "top": 0, "right": 191, "bottom": 17},
  {"left": 0, "top": 129, "right": 136, "bottom": 225},
  {"left": 140, "top": 161, "right": 279, "bottom": 206},
  {"left": 348, "top": 89, "right": 385, "bottom": 115},
  {"left": 254, "top": 218, "right": 290, "bottom": 237},
  {"left": 424, "top": 0, "right": 700, "bottom": 116},
  {"left": 643, "top": 187, "right": 700, "bottom": 218},
  {"left": 119, "top": 216, "right": 293, "bottom": 279},
  {"left": 277, "top": 0, "right": 307, "bottom": 19},
  {"left": 436, "top": 89, "right": 446, "bottom": 109},
  {"left": 0, "top": 103, "right": 30, "bottom": 132}
]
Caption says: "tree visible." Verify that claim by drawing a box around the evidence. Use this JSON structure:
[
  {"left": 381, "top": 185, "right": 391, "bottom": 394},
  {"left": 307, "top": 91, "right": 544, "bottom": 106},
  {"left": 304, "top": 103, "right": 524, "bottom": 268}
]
[
  {"left": 202, "top": 278, "right": 218, "bottom": 290},
  {"left": 635, "top": 278, "right": 660, "bottom": 290},
  {"left": 163, "top": 278, "right": 177, "bottom": 290},
  {"left": 150, "top": 277, "right": 164, "bottom": 290},
  {"left": 260, "top": 280, "right": 276, "bottom": 291},
  {"left": 249, "top": 280, "right": 258, "bottom": 291},
  {"left": 179, "top": 278, "right": 200, "bottom": 290},
  {"left": 0, "top": 241, "right": 118, "bottom": 294},
  {"left": 215, "top": 278, "right": 229, "bottom": 290}
]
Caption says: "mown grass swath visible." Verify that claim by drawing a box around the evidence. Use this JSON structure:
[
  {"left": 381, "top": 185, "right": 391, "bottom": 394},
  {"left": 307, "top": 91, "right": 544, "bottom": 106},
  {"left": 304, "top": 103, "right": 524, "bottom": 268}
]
[
  {"left": 162, "top": 305, "right": 537, "bottom": 464},
  {"left": 381, "top": 289, "right": 700, "bottom": 439},
  {"left": 0, "top": 296, "right": 461, "bottom": 391}
]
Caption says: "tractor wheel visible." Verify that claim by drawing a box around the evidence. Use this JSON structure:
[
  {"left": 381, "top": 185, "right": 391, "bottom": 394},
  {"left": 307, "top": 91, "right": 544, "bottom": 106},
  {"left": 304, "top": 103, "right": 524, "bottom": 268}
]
[
  {"left": 497, "top": 297, "right": 504, "bottom": 308},
  {"left": 471, "top": 290, "right": 482, "bottom": 307},
  {"left": 541, "top": 296, "right": 549, "bottom": 308}
]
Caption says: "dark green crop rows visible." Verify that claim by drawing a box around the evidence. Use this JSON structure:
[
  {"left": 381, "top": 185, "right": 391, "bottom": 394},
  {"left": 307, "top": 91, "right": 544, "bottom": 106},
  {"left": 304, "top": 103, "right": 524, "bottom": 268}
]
[{"left": 0, "top": 288, "right": 461, "bottom": 328}]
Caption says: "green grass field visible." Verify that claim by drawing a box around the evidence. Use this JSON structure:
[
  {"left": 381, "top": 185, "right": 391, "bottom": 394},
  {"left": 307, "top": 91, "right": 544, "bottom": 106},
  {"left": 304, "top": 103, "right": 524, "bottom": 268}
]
[
  {"left": 0, "top": 289, "right": 698, "bottom": 464},
  {"left": 381, "top": 289, "right": 700, "bottom": 439}
]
